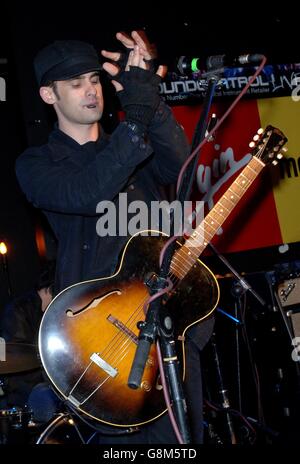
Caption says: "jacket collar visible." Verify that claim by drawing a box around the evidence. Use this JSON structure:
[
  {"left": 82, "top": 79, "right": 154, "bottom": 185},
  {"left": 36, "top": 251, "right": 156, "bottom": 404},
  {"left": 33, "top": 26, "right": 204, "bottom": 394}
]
[{"left": 48, "top": 123, "right": 110, "bottom": 162}]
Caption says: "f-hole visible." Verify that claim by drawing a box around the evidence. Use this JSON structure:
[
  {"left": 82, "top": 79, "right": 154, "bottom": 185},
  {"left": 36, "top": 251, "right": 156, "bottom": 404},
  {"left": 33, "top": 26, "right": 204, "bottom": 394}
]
[{"left": 66, "top": 289, "right": 122, "bottom": 317}]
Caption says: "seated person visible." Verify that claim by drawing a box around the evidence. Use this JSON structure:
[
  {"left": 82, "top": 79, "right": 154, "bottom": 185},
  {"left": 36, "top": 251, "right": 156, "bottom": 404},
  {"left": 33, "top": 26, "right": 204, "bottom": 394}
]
[{"left": 0, "top": 261, "right": 61, "bottom": 422}]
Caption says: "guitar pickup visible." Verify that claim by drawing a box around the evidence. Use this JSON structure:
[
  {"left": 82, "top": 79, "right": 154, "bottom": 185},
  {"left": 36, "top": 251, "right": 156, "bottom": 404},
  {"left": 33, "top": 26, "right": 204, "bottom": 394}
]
[
  {"left": 107, "top": 315, "right": 138, "bottom": 344},
  {"left": 90, "top": 353, "right": 118, "bottom": 378}
]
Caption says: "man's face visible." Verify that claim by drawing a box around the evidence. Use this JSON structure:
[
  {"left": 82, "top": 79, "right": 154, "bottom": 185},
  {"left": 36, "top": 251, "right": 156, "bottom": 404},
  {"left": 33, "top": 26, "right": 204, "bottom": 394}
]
[{"left": 43, "top": 71, "right": 104, "bottom": 125}]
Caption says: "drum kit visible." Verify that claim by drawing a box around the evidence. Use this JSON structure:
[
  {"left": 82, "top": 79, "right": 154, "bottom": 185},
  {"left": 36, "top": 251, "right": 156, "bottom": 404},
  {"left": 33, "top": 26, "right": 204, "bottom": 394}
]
[{"left": 0, "top": 343, "right": 83, "bottom": 444}]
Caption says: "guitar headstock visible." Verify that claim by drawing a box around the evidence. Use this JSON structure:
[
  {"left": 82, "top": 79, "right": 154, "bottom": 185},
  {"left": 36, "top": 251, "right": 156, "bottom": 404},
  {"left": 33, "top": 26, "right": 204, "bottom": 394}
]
[{"left": 249, "top": 125, "right": 288, "bottom": 165}]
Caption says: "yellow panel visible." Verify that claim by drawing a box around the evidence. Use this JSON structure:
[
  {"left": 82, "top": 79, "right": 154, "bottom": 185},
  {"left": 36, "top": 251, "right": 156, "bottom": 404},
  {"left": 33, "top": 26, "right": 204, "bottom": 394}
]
[{"left": 258, "top": 96, "right": 300, "bottom": 243}]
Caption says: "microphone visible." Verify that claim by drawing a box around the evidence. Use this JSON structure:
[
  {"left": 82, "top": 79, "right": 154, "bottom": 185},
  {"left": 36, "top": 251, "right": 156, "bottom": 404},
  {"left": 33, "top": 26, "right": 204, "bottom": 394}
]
[{"left": 177, "top": 53, "right": 265, "bottom": 74}]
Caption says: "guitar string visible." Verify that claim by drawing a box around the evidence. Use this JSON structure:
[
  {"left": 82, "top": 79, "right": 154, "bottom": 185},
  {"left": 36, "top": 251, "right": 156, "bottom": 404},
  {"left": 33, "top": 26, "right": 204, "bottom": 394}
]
[
  {"left": 94, "top": 271, "right": 185, "bottom": 367},
  {"left": 98, "top": 274, "right": 182, "bottom": 369},
  {"left": 82, "top": 161, "right": 263, "bottom": 389},
  {"left": 73, "top": 160, "right": 262, "bottom": 402},
  {"left": 79, "top": 274, "right": 183, "bottom": 404},
  {"left": 76, "top": 166, "right": 264, "bottom": 399},
  {"left": 70, "top": 220, "right": 224, "bottom": 405},
  {"left": 68, "top": 285, "right": 163, "bottom": 400},
  {"left": 88, "top": 273, "right": 181, "bottom": 371},
  {"left": 69, "top": 163, "right": 261, "bottom": 400},
  {"left": 69, "top": 273, "right": 181, "bottom": 404},
  {"left": 70, "top": 292, "right": 162, "bottom": 404},
  {"left": 86, "top": 142, "right": 278, "bottom": 387},
  {"left": 68, "top": 360, "right": 95, "bottom": 397},
  {"left": 68, "top": 292, "right": 150, "bottom": 400},
  {"left": 88, "top": 269, "right": 181, "bottom": 372},
  {"left": 68, "top": 136, "right": 283, "bottom": 403}
]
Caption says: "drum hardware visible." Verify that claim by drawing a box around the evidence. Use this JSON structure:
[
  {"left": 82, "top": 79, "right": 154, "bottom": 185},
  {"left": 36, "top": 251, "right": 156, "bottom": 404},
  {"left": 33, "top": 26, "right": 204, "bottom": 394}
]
[
  {"left": 0, "top": 406, "right": 33, "bottom": 444},
  {"left": 35, "top": 413, "right": 86, "bottom": 444},
  {"left": 0, "top": 379, "right": 4, "bottom": 397},
  {"left": 0, "top": 343, "right": 40, "bottom": 374},
  {"left": 34, "top": 408, "right": 139, "bottom": 444}
]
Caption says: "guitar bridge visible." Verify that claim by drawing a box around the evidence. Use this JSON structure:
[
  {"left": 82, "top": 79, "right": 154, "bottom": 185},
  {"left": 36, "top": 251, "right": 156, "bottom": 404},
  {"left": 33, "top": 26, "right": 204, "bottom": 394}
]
[{"left": 90, "top": 353, "right": 118, "bottom": 378}]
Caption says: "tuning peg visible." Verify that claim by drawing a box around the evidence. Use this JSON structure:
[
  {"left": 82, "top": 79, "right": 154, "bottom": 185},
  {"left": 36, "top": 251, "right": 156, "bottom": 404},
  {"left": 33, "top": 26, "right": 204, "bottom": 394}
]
[
  {"left": 257, "top": 128, "right": 264, "bottom": 134},
  {"left": 282, "top": 147, "right": 288, "bottom": 152},
  {"left": 253, "top": 134, "right": 260, "bottom": 141},
  {"left": 272, "top": 160, "right": 278, "bottom": 165},
  {"left": 277, "top": 153, "right": 284, "bottom": 159},
  {"left": 249, "top": 141, "right": 256, "bottom": 148}
]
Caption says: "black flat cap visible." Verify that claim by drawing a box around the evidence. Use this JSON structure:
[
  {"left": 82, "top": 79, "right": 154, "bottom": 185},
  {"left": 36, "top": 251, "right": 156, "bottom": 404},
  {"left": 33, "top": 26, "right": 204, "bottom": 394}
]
[{"left": 34, "top": 40, "right": 101, "bottom": 87}]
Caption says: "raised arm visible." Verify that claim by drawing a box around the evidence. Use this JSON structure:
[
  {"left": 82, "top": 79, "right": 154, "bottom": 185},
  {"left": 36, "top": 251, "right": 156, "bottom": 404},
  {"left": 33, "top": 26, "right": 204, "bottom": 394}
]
[{"left": 16, "top": 122, "right": 153, "bottom": 215}]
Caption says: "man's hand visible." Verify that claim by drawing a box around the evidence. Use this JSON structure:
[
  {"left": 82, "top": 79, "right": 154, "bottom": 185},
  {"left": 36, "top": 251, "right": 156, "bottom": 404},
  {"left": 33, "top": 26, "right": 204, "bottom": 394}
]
[
  {"left": 101, "top": 30, "right": 167, "bottom": 91},
  {"left": 101, "top": 30, "right": 156, "bottom": 67},
  {"left": 111, "top": 46, "right": 164, "bottom": 128}
]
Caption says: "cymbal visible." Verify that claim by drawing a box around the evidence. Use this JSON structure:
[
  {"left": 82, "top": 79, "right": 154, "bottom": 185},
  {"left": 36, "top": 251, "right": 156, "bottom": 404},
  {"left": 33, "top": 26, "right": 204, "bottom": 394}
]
[{"left": 0, "top": 343, "right": 40, "bottom": 374}]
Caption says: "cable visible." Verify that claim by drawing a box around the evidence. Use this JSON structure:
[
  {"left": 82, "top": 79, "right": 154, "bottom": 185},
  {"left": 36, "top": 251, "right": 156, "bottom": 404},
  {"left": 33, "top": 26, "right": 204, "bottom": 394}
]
[{"left": 176, "top": 56, "right": 267, "bottom": 194}]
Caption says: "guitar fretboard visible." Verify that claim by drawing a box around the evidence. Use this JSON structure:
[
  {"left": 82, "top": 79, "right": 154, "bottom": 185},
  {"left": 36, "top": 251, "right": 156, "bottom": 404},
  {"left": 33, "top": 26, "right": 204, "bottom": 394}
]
[{"left": 170, "top": 156, "right": 265, "bottom": 280}]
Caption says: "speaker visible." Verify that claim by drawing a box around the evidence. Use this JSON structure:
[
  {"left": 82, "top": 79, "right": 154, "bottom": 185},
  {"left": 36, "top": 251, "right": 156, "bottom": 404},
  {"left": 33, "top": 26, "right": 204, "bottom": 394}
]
[
  {"left": 277, "top": 278, "right": 300, "bottom": 338},
  {"left": 287, "top": 311, "right": 300, "bottom": 339}
]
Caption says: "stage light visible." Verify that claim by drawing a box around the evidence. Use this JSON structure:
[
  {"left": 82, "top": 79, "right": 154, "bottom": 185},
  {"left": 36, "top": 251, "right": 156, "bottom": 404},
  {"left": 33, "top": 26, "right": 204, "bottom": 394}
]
[
  {"left": 0, "top": 240, "right": 12, "bottom": 296},
  {"left": 0, "top": 241, "right": 7, "bottom": 255}
]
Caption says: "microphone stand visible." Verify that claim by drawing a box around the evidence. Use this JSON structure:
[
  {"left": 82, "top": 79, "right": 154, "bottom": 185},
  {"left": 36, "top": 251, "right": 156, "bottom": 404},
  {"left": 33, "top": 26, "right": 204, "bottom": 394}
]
[
  {"left": 127, "top": 217, "right": 192, "bottom": 443},
  {"left": 210, "top": 332, "right": 237, "bottom": 444},
  {"left": 208, "top": 242, "right": 266, "bottom": 307},
  {"left": 208, "top": 243, "right": 267, "bottom": 427},
  {"left": 128, "top": 69, "right": 224, "bottom": 444}
]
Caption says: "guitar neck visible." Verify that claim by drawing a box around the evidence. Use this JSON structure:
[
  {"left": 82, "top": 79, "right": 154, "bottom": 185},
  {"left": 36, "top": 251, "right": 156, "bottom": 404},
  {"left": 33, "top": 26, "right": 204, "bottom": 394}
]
[{"left": 170, "top": 156, "right": 265, "bottom": 280}]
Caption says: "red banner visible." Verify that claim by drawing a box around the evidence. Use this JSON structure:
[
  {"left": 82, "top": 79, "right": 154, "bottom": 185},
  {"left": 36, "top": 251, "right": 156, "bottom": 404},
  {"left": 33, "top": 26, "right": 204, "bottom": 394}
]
[{"left": 171, "top": 96, "right": 300, "bottom": 253}]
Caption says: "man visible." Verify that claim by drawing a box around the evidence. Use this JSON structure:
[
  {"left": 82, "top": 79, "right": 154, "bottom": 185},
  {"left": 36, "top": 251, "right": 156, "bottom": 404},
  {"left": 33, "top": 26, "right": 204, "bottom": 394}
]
[
  {"left": 16, "top": 32, "right": 187, "bottom": 293},
  {"left": 15, "top": 31, "right": 213, "bottom": 443}
]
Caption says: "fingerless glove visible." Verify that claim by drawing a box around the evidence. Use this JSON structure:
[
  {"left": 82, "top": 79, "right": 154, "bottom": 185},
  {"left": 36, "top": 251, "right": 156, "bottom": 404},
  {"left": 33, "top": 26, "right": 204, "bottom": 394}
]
[{"left": 115, "top": 66, "right": 161, "bottom": 128}]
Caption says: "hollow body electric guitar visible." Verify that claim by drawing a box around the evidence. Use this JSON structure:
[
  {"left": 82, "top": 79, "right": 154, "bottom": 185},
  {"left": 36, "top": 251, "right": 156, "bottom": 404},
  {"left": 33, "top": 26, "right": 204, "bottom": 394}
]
[{"left": 39, "top": 126, "right": 287, "bottom": 427}]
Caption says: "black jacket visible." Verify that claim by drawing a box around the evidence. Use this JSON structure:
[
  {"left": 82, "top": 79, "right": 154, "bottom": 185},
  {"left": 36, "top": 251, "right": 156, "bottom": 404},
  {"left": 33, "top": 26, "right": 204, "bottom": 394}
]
[{"left": 16, "top": 101, "right": 189, "bottom": 292}]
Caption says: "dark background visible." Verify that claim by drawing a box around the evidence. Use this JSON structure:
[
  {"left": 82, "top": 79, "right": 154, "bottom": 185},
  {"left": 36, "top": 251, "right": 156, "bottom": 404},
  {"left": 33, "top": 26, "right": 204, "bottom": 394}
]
[{"left": 0, "top": 6, "right": 299, "bottom": 444}]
